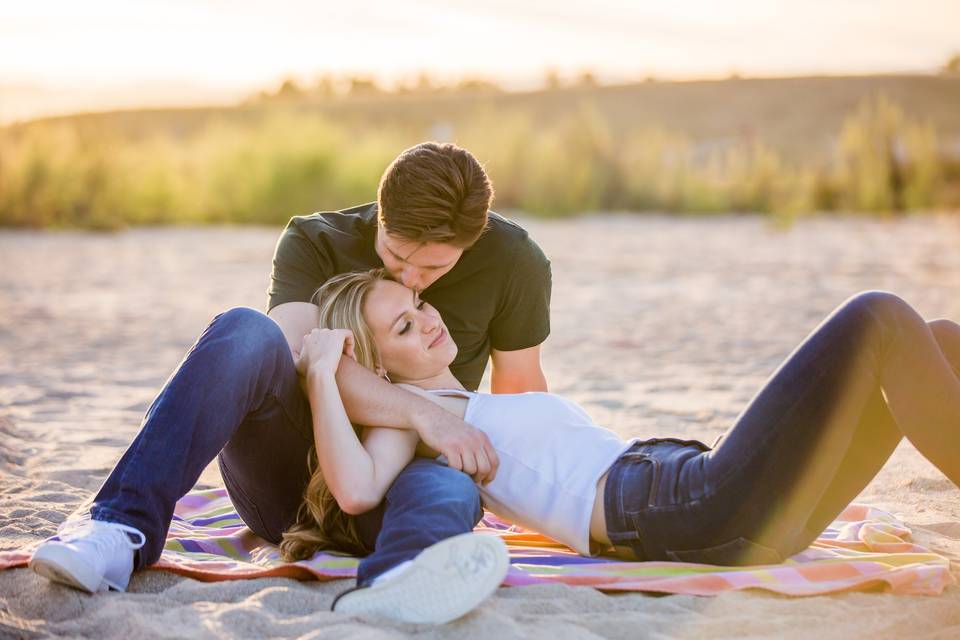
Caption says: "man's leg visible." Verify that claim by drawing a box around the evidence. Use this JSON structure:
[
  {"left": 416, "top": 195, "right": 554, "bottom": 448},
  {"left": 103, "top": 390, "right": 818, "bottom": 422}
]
[
  {"left": 353, "top": 458, "right": 483, "bottom": 585},
  {"left": 334, "top": 459, "right": 508, "bottom": 624},
  {"left": 32, "top": 307, "right": 312, "bottom": 592}
]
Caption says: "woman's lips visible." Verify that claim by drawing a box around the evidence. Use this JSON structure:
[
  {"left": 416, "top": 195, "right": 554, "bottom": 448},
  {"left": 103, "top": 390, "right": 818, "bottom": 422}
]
[{"left": 429, "top": 328, "right": 447, "bottom": 349}]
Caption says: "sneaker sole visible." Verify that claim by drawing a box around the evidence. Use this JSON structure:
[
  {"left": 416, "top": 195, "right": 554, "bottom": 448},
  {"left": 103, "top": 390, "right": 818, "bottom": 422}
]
[
  {"left": 30, "top": 544, "right": 108, "bottom": 593},
  {"left": 333, "top": 532, "right": 509, "bottom": 624}
]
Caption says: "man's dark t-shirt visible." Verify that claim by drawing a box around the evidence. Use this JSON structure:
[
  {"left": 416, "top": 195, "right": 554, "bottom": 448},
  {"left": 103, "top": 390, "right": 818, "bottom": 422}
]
[{"left": 267, "top": 203, "right": 551, "bottom": 391}]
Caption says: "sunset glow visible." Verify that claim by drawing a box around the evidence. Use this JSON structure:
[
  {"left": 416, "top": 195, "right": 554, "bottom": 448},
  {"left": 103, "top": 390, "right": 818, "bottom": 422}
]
[{"left": 3, "top": 0, "right": 958, "bottom": 90}]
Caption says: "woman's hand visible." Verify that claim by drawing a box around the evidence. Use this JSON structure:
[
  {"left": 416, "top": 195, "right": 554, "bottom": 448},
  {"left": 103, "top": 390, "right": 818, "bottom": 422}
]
[{"left": 296, "top": 328, "right": 356, "bottom": 379}]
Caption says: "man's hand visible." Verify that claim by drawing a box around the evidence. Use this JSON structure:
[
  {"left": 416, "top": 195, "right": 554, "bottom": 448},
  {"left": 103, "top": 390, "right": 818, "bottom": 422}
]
[{"left": 413, "top": 404, "right": 499, "bottom": 485}]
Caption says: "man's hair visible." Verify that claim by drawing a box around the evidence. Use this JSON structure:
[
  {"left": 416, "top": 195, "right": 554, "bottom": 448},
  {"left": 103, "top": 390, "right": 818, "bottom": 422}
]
[{"left": 377, "top": 142, "right": 493, "bottom": 248}]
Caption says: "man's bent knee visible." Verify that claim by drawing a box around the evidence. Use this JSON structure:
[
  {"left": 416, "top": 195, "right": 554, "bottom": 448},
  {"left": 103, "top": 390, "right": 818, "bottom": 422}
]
[
  {"left": 391, "top": 460, "right": 481, "bottom": 505},
  {"left": 209, "top": 307, "right": 289, "bottom": 360}
]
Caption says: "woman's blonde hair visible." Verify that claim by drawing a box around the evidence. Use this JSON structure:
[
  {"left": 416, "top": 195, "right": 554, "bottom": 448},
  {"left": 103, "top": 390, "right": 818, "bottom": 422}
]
[{"left": 279, "top": 268, "right": 390, "bottom": 561}]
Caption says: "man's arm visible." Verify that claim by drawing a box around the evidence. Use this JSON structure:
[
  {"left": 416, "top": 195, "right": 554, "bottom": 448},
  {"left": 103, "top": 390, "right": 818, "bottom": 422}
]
[
  {"left": 269, "top": 302, "right": 320, "bottom": 357},
  {"left": 490, "top": 343, "right": 548, "bottom": 394},
  {"left": 487, "top": 229, "right": 551, "bottom": 393}
]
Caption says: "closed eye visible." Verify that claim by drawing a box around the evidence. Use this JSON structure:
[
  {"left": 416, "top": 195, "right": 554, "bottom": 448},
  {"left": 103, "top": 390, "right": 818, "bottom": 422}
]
[{"left": 398, "top": 300, "right": 427, "bottom": 335}]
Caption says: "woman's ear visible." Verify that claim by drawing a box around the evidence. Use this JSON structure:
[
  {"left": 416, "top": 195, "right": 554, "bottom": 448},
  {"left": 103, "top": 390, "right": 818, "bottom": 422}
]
[{"left": 375, "top": 363, "right": 387, "bottom": 379}]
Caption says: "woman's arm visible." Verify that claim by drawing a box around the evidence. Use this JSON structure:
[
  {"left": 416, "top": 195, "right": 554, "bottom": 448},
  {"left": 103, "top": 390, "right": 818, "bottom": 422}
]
[
  {"left": 359, "top": 425, "right": 421, "bottom": 497},
  {"left": 306, "top": 370, "right": 418, "bottom": 514},
  {"left": 298, "top": 328, "right": 419, "bottom": 515}
]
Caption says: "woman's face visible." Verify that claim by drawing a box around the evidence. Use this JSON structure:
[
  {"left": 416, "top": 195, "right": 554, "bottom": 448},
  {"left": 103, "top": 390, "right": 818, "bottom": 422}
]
[{"left": 363, "top": 279, "right": 458, "bottom": 381}]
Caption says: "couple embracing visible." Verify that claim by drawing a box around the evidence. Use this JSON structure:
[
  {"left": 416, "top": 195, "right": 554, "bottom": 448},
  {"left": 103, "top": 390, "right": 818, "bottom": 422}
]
[{"left": 30, "top": 143, "right": 960, "bottom": 624}]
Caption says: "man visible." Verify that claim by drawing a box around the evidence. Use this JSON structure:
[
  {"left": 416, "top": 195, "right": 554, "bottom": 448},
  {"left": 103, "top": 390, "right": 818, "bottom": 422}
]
[{"left": 30, "top": 142, "right": 552, "bottom": 625}]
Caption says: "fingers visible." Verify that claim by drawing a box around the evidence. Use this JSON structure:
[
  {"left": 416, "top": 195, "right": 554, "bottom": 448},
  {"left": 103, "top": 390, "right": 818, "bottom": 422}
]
[
  {"left": 459, "top": 450, "right": 479, "bottom": 477},
  {"left": 297, "top": 328, "right": 358, "bottom": 377},
  {"left": 472, "top": 447, "right": 493, "bottom": 485},
  {"left": 342, "top": 333, "right": 357, "bottom": 361},
  {"left": 482, "top": 439, "right": 499, "bottom": 484},
  {"left": 461, "top": 431, "right": 498, "bottom": 485},
  {"left": 463, "top": 434, "right": 497, "bottom": 485},
  {"left": 293, "top": 344, "right": 309, "bottom": 374},
  {"left": 445, "top": 451, "right": 464, "bottom": 474}
]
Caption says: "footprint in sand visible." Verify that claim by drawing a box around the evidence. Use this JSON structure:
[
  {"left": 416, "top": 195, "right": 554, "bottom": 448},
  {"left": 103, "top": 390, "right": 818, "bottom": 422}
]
[
  {"left": 917, "top": 522, "right": 960, "bottom": 540},
  {"left": 906, "top": 476, "right": 957, "bottom": 492}
]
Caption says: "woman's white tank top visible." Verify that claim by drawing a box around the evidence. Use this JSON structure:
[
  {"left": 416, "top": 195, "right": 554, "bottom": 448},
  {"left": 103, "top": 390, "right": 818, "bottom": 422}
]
[{"left": 429, "top": 389, "right": 637, "bottom": 556}]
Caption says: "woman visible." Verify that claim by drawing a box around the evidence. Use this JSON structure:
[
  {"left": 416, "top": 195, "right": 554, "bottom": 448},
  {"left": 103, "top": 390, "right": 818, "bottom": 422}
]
[{"left": 285, "top": 268, "right": 960, "bottom": 566}]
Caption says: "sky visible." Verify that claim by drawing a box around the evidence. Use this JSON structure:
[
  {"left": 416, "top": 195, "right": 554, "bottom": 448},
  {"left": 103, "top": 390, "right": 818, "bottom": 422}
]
[{"left": 1, "top": 0, "right": 958, "bottom": 121}]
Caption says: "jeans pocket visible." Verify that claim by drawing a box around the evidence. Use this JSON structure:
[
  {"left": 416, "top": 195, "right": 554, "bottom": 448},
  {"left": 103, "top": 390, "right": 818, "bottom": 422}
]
[
  {"left": 665, "top": 536, "right": 784, "bottom": 566},
  {"left": 640, "top": 437, "right": 712, "bottom": 451}
]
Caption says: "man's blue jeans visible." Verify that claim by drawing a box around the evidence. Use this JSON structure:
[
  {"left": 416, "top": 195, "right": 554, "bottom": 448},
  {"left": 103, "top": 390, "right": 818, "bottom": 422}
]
[{"left": 90, "top": 307, "right": 482, "bottom": 585}]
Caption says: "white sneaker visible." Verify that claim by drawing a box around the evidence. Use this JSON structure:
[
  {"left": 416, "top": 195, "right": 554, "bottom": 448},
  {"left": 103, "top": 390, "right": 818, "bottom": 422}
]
[
  {"left": 332, "top": 532, "right": 509, "bottom": 624},
  {"left": 29, "top": 518, "right": 146, "bottom": 593}
]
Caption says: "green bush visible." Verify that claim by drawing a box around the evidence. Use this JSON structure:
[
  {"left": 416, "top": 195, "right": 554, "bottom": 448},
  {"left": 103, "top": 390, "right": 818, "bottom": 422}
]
[{"left": 0, "top": 95, "right": 956, "bottom": 228}]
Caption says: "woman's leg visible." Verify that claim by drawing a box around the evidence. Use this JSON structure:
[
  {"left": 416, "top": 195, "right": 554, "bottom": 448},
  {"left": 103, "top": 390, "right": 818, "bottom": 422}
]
[
  {"left": 90, "top": 307, "right": 314, "bottom": 568},
  {"left": 703, "top": 290, "right": 960, "bottom": 558},
  {"left": 799, "top": 316, "right": 960, "bottom": 537},
  {"left": 621, "top": 290, "right": 960, "bottom": 564},
  {"left": 929, "top": 318, "right": 960, "bottom": 378}
]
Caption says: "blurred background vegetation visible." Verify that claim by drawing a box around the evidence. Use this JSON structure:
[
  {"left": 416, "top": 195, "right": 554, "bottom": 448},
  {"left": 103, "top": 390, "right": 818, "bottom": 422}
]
[{"left": 2, "top": 71, "right": 959, "bottom": 229}]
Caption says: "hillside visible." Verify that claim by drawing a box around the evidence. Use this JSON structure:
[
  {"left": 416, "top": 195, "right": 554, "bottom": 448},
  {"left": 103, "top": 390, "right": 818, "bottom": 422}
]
[
  {"left": 3, "top": 74, "right": 958, "bottom": 227},
  {"left": 9, "top": 74, "right": 960, "bottom": 162}
]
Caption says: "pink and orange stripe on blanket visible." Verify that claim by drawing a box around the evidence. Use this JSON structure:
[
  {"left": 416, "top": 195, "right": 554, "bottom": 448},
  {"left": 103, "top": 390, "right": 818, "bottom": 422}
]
[{"left": 1, "top": 488, "right": 954, "bottom": 596}]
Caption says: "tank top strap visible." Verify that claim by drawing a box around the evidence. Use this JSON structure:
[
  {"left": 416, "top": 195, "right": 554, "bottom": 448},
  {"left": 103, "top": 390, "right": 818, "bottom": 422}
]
[{"left": 425, "top": 388, "right": 475, "bottom": 400}]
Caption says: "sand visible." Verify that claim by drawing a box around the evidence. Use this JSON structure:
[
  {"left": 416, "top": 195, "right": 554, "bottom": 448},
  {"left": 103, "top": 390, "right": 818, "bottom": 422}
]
[{"left": 2, "top": 213, "right": 960, "bottom": 639}]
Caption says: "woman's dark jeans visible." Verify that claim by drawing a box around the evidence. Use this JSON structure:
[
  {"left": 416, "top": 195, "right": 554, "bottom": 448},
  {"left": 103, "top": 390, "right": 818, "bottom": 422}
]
[
  {"left": 605, "top": 290, "right": 960, "bottom": 565},
  {"left": 90, "top": 307, "right": 481, "bottom": 585}
]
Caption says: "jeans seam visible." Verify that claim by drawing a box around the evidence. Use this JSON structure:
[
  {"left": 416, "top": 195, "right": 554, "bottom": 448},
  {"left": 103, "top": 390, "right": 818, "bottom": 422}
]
[
  {"left": 614, "top": 453, "right": 646, "bottom": 519},
  {"left": 109, "top": 421, "right": 152, "bottom": 519},
  {"left": 608, "top": 455, "right": 647, "bottom": 546},
  {"left": 265, "top": 383, "right": 313, "bottom": 445},
  {"left": 219, "top": 458, "right": 271, "bottom": 538}
]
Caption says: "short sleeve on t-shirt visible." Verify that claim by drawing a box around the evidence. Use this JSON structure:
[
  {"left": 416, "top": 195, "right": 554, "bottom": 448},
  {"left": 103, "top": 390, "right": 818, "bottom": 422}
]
[
  {"left": 267, "top": 218, "right": 333, "bottom": 311},
  {"left": 488, "top": 235, "right": 552, "bottom": 351}
]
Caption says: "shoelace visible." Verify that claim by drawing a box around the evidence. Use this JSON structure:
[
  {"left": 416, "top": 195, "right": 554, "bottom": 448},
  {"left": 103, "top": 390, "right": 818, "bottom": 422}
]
[{"left": 57, "top": 516, "right": 146, "bottom": 551}]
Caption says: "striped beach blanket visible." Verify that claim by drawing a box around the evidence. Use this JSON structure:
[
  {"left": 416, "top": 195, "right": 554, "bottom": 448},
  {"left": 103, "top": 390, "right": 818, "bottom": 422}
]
[{"left": 2, "top": 488, "right": 954, "bottom": 596}]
